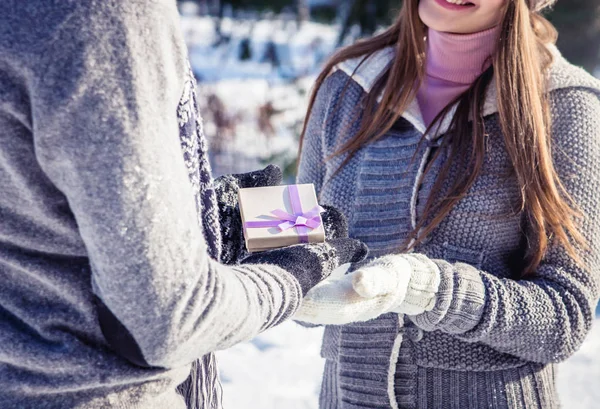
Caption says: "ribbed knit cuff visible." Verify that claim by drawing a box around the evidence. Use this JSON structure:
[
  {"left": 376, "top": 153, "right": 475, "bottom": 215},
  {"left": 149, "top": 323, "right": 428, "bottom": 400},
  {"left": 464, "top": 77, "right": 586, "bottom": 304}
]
[
  {"left": 394, "top": 253, "right": 441, "bottom": 316},
  {"left": 410, "top": 258, "right": 486, "bottom": 334}
]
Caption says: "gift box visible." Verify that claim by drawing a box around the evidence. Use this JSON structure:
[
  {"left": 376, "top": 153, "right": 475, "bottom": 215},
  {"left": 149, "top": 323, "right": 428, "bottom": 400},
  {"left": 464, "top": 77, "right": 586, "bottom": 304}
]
[{"left": 238, "top": 184, "right": 326, "bottom": 252}]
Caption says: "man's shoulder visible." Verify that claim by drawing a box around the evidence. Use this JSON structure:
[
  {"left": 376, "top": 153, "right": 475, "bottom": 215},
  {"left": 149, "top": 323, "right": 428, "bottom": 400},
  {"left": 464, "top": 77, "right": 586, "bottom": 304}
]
[{"left": 0, "top": 0, "right": 179, "bottom": 51}]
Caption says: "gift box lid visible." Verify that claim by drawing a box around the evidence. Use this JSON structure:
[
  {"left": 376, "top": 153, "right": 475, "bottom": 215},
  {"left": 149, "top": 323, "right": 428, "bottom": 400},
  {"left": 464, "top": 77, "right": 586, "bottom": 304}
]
[{"left": 238, "top": 184, "right": 325, "bottom": 252}]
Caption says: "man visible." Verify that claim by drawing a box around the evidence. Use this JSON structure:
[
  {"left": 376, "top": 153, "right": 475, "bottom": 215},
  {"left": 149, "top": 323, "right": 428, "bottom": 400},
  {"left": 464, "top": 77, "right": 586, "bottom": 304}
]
[{"left": 0, "top": 1, "right": 366, "bottom": 408}]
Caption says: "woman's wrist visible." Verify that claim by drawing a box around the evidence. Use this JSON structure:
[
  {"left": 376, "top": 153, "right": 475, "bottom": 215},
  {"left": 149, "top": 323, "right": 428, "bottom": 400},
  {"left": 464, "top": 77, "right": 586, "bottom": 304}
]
[{"left": 393, "top": 253, "right": 441, "bottom": 316}]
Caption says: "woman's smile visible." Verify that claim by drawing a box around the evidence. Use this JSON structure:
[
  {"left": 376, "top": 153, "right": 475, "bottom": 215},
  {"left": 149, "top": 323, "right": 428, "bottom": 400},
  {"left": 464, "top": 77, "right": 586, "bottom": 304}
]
[
  {"left": 434, "top": 0, "right": 476, "bottom": 11},
  {"left": 421, "top": 0, "right": 505, "bottom": 34}
]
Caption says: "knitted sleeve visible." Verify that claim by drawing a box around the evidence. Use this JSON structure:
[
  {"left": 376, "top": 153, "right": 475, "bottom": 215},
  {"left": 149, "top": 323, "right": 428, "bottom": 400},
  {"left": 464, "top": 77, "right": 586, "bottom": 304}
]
[
  {"left": 410, "top": 87, "right": 600, "bottom": 364},
  {"left": 25, "top": 0, "right": 301, "bottom": 369}
]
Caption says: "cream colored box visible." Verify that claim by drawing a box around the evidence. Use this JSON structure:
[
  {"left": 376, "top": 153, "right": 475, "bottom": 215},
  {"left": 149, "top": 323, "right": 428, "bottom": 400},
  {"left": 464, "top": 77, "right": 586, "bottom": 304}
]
[{"left": 238, "top": 184, "right": 325, "bottom": 252}]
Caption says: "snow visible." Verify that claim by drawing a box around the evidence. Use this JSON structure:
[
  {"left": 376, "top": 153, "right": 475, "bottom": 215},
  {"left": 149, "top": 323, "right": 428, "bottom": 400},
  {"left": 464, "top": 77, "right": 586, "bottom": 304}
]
[
  {"left": 217, "top": 323, "right": 324, "bottom": 409},
  {"left": 195, "top": 77, "right": 311, "bottom": 177},
  {"left": 218, "top": 317, "right": 600, "bottom": 409},
  {"left": 557, "top": 317, "right": 600, "bottom": 408},
  {"left": 181, "top": 15, "right": 334, "bottom": 176},
  {"left": 181, "top": 16, "right": 338, "bottom": 83}
]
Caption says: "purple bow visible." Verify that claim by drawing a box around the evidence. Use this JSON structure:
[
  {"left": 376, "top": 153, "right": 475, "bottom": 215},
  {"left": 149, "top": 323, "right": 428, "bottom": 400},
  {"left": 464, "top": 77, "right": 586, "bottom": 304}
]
[{"left": 244, "top": 185, "right": 325, "bottom": 244}]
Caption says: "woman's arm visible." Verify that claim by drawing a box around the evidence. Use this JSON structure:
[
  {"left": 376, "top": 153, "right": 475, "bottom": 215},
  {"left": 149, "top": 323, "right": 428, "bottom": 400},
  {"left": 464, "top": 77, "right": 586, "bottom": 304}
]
[
  {"left": 295, "top": 86, "right": 600, "bottom": 363},
  {"left": 409, "top": 87, "right": 600, "bottom": 364}
]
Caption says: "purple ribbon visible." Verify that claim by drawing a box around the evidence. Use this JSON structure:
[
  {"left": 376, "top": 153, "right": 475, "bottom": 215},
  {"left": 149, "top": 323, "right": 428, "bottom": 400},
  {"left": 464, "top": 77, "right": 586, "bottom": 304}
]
[{"left": 244, "top": 185, "right": 325, "bottom": 244}]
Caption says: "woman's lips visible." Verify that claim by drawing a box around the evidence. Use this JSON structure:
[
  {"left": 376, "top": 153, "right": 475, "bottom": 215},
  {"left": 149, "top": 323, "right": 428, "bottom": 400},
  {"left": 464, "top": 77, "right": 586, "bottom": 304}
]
[{"left": 434, "top": 0, "right": 476, "bottom": 11}]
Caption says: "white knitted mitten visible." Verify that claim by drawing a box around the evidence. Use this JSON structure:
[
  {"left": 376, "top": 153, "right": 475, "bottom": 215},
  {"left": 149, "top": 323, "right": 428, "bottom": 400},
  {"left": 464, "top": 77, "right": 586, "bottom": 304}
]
[
  {"left": 293, "top": 254, "right": 442, "bottom": 325},
  {"left": 293, "top": 255, "right": 411, "bottom": 325},
  {"left": 393, "top": 254, "right": 441, "bottom": 316}
]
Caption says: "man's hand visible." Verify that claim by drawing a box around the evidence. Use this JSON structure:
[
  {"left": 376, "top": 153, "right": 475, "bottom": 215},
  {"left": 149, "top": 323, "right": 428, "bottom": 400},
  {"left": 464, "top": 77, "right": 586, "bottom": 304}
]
[
  {"left": 215, "top": 165, "right": 352, "bottom": 265},
  {"left": 214, "top": 165, "right": 283, "bottom": 265},
  {"left": 242, "top": 238, "right": 369, "bottom": 296}
]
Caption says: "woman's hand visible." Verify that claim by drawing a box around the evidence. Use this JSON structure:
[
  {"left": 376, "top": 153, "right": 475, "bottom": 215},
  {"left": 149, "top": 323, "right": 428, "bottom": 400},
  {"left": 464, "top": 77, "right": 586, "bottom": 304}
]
[{"left": 293, "top": 254, "right": 441, "bottom": 325}]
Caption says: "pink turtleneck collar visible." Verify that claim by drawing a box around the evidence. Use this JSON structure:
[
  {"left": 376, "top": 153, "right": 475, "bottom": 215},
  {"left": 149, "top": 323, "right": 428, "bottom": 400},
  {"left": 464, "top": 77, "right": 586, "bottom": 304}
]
[{"left": 417, "top": 25, "right": 500, "bottom": 127}]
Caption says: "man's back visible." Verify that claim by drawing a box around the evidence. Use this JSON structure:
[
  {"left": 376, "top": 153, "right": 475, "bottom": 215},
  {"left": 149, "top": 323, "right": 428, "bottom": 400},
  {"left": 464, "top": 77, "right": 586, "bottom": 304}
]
[
  {"left": 0, "top": 2, "right": 365, "bottom": 408},
  {"left": 0, "top": 1, "right": 197, "bottom": 407}
]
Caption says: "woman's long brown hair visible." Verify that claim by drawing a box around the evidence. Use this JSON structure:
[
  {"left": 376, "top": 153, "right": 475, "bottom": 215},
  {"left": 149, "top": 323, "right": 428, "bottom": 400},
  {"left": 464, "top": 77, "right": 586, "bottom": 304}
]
[{"left": 299, "top": 0, "right": 585, "bottom": 276}]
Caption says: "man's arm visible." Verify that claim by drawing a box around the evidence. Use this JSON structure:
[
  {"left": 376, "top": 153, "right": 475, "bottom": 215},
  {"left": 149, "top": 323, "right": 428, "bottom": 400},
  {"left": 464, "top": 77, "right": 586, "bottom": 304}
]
[{"left": 18, "top": 0, "right": 303, "bottom": 369}]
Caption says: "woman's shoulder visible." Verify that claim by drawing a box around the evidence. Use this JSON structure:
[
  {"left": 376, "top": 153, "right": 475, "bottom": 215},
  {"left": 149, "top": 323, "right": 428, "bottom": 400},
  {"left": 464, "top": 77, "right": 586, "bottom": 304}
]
[
  {"left": 316, "top": 45, "right": 396, "bottom": 100},
  {"left": 332, "top": 46, "right": 396, "bottom": 95},
  {"left": 314, "top": 47, "right": 397, "bottom": 122},
  {"left": 546, "top": 45, "right": 600, "bottom": 104},
  {"left": 312, "top": 46, "right": 395, "bottom": 125},
  {"left": 306, "top": 49, "right": 396, "bottom": 152},
  {"left": 545, "top": 47, "right": 600, "bottom": 166},
  {"left": 547, "top": 45, "right": 600, "bottom": 91}
]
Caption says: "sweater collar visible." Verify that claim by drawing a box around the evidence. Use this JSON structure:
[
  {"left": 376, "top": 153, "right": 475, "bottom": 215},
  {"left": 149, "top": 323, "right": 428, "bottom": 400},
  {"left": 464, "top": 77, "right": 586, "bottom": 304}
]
[
  {"left": 425, "top": 26, "right": 500, "bottom": 85},
  {"left": 334, "top": 44, "right": 600, "bottom": 139}
]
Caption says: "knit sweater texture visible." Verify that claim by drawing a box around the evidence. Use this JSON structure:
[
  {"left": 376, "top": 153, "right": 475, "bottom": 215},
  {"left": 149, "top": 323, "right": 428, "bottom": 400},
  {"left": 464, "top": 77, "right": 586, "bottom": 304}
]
[
  {"left": 297, "top": 45, "right": 600, "bottom": 409},
  {"left": 0, "top": 1, "right": 302, "bottom": 408}
]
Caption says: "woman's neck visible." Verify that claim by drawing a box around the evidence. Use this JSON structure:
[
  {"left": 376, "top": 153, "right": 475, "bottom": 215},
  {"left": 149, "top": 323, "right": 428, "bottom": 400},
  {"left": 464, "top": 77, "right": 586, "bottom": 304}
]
[
  {"left": 417, "top": 25, "right": 501, "bottom": 127},
  {"left": 425, "top": 26, "right": 500, "bottom": 84}
]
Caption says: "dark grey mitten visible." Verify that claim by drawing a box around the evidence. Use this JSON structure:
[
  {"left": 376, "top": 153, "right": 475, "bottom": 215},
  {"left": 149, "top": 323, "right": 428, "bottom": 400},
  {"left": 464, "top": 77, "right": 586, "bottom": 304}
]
[
  {"left": 320, "top": 205, "right": 349, "bottom": 240},
  {"left": 241, "top": 238, "right": 369, "bottom": 296},
  {"left": 214, "top": 165, "right": 283, "bottom": 265}
]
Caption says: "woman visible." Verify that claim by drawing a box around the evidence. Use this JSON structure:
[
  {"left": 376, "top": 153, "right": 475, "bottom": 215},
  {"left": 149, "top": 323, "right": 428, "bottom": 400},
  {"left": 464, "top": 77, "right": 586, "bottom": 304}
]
[{"left": 295, "top": 0, "right": 600, "bottom": 408}]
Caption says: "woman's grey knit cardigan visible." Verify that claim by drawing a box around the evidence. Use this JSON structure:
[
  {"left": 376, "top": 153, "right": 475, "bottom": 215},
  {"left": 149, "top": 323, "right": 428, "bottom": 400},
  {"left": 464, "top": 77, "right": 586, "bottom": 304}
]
[{"left": 297, "top": 45, "right": 600, "bottom": 409}]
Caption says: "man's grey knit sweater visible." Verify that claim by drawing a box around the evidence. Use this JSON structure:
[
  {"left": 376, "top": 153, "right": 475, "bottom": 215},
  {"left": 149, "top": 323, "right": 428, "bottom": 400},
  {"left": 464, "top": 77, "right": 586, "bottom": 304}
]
[
  {"left": 0, "top": 1, "right": 303, "bottom": 408},
  {"left": 297, "top": 46, "right": 600, "bottom": 408}
]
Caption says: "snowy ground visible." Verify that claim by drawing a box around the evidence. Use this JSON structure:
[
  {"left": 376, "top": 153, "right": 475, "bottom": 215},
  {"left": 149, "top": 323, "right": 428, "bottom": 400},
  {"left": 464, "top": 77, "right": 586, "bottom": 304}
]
[{"left": 218, "top": 314, "right": 600, "bottom": 409}]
